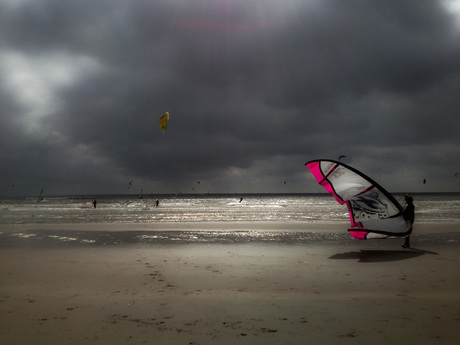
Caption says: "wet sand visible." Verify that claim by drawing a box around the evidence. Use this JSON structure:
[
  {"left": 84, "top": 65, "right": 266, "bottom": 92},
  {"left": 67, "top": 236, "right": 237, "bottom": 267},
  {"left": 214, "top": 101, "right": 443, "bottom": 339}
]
[{"left": 1, "top": 223, "right": 460, "bottom": 344}]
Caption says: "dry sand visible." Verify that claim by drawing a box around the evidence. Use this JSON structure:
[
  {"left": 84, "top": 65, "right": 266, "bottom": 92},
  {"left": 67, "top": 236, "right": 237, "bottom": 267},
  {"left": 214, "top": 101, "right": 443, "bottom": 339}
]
[{"left": 1, "top": 223, "right": 459, "bottom": 345}]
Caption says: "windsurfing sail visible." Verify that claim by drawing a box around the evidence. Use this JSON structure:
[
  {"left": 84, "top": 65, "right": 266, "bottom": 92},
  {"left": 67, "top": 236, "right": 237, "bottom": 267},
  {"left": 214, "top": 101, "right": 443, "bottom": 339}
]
[
  {"left": 305, "top": 160, "right": 411, "bottom": 240},
  {"left": 37, "top": 188, "right": 44, "bottom": 202},
  {"left": 159, "top": 112, "right": 170, "bottom": 133}
]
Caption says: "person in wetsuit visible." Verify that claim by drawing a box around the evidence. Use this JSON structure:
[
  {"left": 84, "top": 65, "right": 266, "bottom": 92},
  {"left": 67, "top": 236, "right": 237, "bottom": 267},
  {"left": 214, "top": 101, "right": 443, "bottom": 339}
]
[{"left": 401, "top": 195, "right": 414, "bottom": 248}]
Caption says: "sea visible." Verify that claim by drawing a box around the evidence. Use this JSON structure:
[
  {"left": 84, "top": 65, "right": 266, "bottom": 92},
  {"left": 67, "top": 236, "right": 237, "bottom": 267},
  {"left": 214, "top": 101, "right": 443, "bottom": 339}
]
[
  {"left": 1, "top": 193, "right": 460, "bottom": 225},
  {"left": 1, "top": 193, "right": 459, "bottom": 246}
]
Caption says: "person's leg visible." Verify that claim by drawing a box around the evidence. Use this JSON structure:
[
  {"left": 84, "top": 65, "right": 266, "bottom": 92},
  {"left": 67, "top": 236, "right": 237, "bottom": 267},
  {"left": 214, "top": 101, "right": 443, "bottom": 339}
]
[{"left": 401, "top": 236, "right": 410, "bottom": 248}]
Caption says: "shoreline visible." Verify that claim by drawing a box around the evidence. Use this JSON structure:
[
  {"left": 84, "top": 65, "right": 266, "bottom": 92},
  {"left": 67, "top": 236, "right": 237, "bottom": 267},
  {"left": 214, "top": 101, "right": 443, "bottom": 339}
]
[
  {"left": 1, "top": 221, "right": 459, "bottom": 233},
  {"left": 0, "top": 221, "right": 351, "bottom": 233}
]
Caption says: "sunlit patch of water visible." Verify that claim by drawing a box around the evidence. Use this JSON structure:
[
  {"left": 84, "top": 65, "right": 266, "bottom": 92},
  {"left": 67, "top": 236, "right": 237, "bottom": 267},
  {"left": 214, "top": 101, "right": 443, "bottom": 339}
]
[{"left": 0, "top": 193, "right": 459, "bottom": 225}]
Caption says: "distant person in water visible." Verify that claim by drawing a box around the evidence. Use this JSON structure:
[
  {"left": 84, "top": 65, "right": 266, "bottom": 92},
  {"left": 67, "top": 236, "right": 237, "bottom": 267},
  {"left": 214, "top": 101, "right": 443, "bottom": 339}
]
[
  {"left": 93, "top": 200, "right": 97, "bottom": 208},
  {"left": 401, "top": 195, "right": 414, "bottom": 248},
  {"left": 156, "top": 199, "right": 159, "bottom": 207}
]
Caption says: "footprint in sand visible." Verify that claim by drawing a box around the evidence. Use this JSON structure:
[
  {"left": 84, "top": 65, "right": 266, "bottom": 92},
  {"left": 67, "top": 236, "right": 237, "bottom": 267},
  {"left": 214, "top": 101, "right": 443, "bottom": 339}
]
[
  {"left": 261, "top": 327, "right": 278, "bottom": 333},
  {"left": 339, "top": 330, "right": 358, "bottom": 338}
]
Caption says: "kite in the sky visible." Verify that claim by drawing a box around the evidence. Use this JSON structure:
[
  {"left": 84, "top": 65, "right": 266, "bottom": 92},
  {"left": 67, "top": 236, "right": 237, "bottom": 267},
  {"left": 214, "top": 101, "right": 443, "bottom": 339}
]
[
  {"left": 305, "top": 159, "right": 412, "bottom": 240},
  {"left": 159, "top": 112, "right": 170, "bottom": 133}
]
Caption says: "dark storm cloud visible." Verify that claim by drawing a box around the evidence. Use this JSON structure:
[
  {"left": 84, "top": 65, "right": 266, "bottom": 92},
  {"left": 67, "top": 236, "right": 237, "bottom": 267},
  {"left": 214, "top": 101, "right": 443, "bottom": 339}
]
[{"left": 1, "top": 0, "right": 460, "bottom": 195}]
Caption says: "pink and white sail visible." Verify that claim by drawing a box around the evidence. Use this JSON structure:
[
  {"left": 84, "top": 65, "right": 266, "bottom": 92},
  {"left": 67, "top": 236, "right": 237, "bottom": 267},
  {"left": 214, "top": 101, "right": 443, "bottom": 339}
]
[{"left": 306, "top": 160, "right": 412, "bottom": 240}]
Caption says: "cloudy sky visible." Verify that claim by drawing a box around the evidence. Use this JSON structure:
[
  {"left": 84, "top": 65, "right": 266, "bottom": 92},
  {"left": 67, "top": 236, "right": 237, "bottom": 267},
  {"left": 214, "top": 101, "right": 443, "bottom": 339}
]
[{"left": 1, "top": 0, "right": 460, "bottom": 196}]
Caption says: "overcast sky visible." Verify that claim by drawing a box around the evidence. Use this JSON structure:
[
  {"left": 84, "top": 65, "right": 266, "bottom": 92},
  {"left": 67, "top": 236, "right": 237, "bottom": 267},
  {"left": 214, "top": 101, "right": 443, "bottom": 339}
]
[{"left": 1, "top": 0, "right": 460, "bottom": 196}]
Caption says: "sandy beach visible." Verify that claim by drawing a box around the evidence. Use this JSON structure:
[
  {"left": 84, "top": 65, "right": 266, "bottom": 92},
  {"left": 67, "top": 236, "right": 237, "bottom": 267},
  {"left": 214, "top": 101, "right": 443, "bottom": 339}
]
[{"left": 1, "top": 223, "right": 459, "bottom": 344}]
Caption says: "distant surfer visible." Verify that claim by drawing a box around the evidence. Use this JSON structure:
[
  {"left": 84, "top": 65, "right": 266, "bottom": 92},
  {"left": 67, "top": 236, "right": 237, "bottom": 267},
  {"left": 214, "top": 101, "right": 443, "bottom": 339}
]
[
  {"left": 93, "top": 200, "right": 97, "bottom": 208},
  {"left": 37, "top": 188, "right": 44, "bottom": 202},
  {"left": 155, "top": 199, "right": 159, "bottom": 207},
  {"left": 239, "top": 197, "right": 243, "bottom": 203},
  {"left": 401, "top": 195, "right": 414, "bottom": 248}
]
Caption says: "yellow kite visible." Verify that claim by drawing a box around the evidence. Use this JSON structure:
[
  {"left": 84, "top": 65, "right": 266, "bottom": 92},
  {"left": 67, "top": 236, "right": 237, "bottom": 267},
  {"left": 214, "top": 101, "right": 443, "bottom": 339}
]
[{"left": 159, "top": 112, "right": 170, "bottom": 133}]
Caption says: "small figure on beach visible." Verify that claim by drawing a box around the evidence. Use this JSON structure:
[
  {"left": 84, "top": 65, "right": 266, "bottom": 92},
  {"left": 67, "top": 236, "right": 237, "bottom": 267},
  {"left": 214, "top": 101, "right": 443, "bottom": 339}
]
[
  {"left": 401, "top": 195, "right": 414, "bottom": 248},
  {"left": 93, "top": 200, "right": 97, "bottom": 208},
  {"left": 239, "top": 197, "right": 243, "bottom": 203},
  {"left": 155, "top": 199, "right": 159, "bottom": 207}
]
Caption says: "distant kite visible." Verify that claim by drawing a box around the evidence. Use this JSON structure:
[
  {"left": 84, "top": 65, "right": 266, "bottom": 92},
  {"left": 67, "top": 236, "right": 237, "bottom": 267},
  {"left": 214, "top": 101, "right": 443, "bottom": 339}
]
[{"left": 159, "top": 112, "right": 170, "bottom": 133}]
